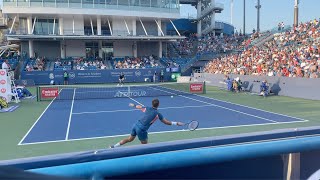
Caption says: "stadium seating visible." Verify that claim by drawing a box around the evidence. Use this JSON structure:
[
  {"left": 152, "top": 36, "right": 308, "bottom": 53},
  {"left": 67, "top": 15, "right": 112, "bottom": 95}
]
[
  {"left": 24, "top": 58, "right": 46, "bottom": 71},
  {"left": 204, "top": 19, "right": 320, "bottom": 78},
  {"left": 112, "top": 56, "right": 162, "bottom": 69},
  {"left": 197, "top": 33, "right": 246, "bottom": 54}
]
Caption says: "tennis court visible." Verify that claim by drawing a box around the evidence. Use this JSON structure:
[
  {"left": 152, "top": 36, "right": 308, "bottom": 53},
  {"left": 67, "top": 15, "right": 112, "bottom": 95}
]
[{"left": 18, "top": 83, "right": 308, "bottom": 145}]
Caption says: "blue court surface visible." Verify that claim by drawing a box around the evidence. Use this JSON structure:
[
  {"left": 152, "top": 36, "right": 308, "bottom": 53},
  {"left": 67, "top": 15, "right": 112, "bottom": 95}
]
[{"left": 19, "top": 85, "right": 308, "bottom": 145}]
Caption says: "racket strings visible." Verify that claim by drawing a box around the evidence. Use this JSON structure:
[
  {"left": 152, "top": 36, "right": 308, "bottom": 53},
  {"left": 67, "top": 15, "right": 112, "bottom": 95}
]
[{"left": 188, "top": 121, "right": 199, "bottom": 131}]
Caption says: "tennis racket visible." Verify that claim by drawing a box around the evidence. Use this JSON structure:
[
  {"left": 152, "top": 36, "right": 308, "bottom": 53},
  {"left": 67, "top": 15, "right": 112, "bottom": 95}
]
[
  {"left": 129, "top": 103, "right": 135, "bottom": 107},
  {"left": 183, "top": 120, "right": 199, "bottom": 131}
]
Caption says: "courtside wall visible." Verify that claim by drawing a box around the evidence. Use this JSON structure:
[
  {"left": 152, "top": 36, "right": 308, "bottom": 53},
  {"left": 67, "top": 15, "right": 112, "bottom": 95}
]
[
  {"left": 21, "top": 68, "right": 171, "bottom": 85},
  {"left": 194, "top": 73, "right": 320, "bottom": 100}
]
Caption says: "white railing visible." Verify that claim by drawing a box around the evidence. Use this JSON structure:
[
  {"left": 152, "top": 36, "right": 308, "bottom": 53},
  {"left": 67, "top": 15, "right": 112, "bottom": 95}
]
[{"left": 3, "top": 0, "right": 180, "bottom": 12}]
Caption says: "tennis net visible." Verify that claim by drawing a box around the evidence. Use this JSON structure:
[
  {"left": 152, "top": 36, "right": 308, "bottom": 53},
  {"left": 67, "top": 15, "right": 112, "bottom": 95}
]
[{"left": 37, "top": 82, "right": 206, "bottom": 101}]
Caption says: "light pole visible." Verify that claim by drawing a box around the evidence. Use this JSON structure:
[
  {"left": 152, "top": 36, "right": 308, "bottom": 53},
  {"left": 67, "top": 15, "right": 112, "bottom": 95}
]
[
  {"left": 243, "top": 0, "right": 246, "bottom": 35},
  {"left": 231, "top": 0, "right": 234, "bottom": 25},
  {"left": 255, "top": 0, "right": 261, "bottom": 32},
  {"left": 294, "top": 0, "right": 299, "bottom": 26}
]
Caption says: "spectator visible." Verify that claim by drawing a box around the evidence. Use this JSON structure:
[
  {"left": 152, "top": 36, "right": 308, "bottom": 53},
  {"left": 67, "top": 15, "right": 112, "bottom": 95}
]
[
  {"left": 2, "top": 60, "right": 10, "bottom": 71},
  {"left": 260, "top": 80, "right": 269, "bottom": 97},
  {"left": 160, "top": 69, "right": 164, "bottom": 82},
  {"left": 114, "top": 56, "right": 161, "bottom": 69},
  {"left": 63, "top": 71, "right": 69, "bottom": 85},
  {"left": 233, "top": 77, "right": 242, "bottom": 93},
  {"left": 153, "top": 71, "right": 157, "bottom": 83}
]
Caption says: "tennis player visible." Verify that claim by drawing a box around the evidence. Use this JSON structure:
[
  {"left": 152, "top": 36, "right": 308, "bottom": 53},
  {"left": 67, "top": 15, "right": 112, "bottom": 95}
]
[
  {"left": 110, "top": 99, "right": 184, "bottom": 148},
  {"left": 118, "top": 72, "right": 125, "bottom": 86}
]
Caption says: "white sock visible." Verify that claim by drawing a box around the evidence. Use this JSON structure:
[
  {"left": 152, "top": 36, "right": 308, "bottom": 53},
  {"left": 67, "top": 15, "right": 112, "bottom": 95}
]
[{"left": 114, "top": 142, "right": 121, "bottom": 147}]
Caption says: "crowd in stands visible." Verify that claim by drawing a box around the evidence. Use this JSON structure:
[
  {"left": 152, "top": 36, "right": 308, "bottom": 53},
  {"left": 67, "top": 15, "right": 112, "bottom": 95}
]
[
  {"left": 54, "top": 58, "right": 72, "bottom": 71},
  {"left": 197, "top": 33, "right": 246, "bottom": 54},
  {"left": 53, "top": 57, "right": 107, "bottom": 70},
  {"left": 174, "top": 34, "right": 197, "bottom": 56},
  {"left": 72, "top": 57, "right": 107, "bottom": 70},
  {"left": 204, "top": 19, "right": 320, "bottom": 78},
  {"left": 114, "top": 56, "right": 161, "bottom": 69},
  {"left": 25, "top": 57, "right": 46, "bottom": 71}
]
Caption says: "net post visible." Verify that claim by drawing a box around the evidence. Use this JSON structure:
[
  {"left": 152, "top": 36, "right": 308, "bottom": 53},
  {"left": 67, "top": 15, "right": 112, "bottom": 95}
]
[
  {"left": 203, "top": 81, "right": 206, "bottom": 94},
  {"left": 37, "top": 86, "right": 39, "bottom": 101}
]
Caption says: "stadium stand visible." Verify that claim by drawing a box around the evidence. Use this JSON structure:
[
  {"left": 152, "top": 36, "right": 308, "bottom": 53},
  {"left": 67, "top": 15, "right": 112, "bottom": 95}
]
[
  {"left": 112, "top": 56, "right": 162, "bottom": 69},
  {"left": 54, "top": 58, "right": 72, "bottom": 71},
  {"left": 204, "top": 19, "right": 320, "bottom": 78},
  {"left": 172, "top": 34, "right": 198, "bottom": 57},
  {"left": 24, "top": 57, "right": 46, "bottom": 71},
  {"left": 197, "top": 33, "right": 246, "bottom": 54},
  {"left": 72, "top": 57, "right": 107, "bottom": 70}
]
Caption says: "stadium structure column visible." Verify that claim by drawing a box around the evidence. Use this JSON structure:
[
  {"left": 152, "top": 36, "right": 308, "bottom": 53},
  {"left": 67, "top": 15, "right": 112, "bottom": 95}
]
[
  {"left": 28, "top": 40, "right": 34, "bottom": 58},
  {"left": 158, "top": 41, "right": 162, "bottom": 58},
  {"left": 157, "top": 19, "right": 162, "bottom": 36},
  {"left": 133, "top": 41, "right": 137, "bottom": 58},
  {"left": 98, "top": 40, "right": 102, "bottom": 58},
  {"left": 210, "top": 0, "right": 216, "bottom": 35},
  {"left": 97, "top": 16, "right": 101, "bottom": 35},
  {"left": 27, "top": 16, "right": 32, "bottom": 34},
  {"left": 197, "top": 0, "right": 202, "bottom": 37},
  {"left": 132, "top": 19, "right": 136, "bottom": 36},
  {"left": 59, "top": 17, "right": 64, "bottom": 35},
  {"left": 60, "top": 41, "right": 66, "bottom": 59}
]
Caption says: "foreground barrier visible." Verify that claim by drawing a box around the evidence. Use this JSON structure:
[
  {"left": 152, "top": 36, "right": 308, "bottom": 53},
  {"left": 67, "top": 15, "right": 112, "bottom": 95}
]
[{"left": 2, "top": 127, "right": 320, "bottom": 179}]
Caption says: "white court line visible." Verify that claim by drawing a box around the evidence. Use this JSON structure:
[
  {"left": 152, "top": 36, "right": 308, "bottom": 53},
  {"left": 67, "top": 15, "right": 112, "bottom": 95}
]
[
  {"left": 150, "top": 87, "right": 278, "bottom": 123},
  {"left": 65, "top": 88, "right": 76, "bottom": 140},
  {"left": 120, "top": 91, "right": 144, "bottom": 106},
  {"left": 127, "top": 96, "right": 144, "bottom": 106},
  {"left": 75, "top": 90, "right": 118, "bottom": 94},
  {"left": 73, "top": 105, "right": 215, "bottom": 115},
  {"left": 18, "top": 119, "right": 307, "bottom": 146},
  {"left": 17, "top": 89, "right": 63, "bottom": 145},
  {"left": 159, "top": 85, "right": 310, "bottom": 122}
]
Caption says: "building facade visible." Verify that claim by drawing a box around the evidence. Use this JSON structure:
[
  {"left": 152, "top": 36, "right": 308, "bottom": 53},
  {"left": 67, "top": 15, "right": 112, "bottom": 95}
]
[{"left": 2, "top": 0, "right": 183, "bottom": 59}]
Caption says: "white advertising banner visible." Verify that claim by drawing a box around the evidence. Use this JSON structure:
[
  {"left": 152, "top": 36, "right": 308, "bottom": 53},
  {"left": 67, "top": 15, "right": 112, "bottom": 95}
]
[{"left": 0, "top": 69, "right": 11, "bottom": 103}]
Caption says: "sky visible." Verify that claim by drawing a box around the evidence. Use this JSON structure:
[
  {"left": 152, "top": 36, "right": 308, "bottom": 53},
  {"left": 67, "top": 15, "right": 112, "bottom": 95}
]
[
  {"left": 180, "top": 0, "right": 320, "bottom": 32},
  {"left": 0, "top": 0, "right": 318, "bottom": 33}
]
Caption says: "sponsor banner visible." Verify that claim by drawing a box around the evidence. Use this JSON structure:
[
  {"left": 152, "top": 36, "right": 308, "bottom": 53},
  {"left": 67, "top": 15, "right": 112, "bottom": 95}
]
[
  {"left": 0, "top": 79, "right": 6, "bottom": 85},
  {"left": 171, "top": 73, "right": 181, "bottom": 82},
  {"left": 189, "top": 83, "right": 204, "bottom": 93},
  {"left": 0, "top": 70, "right": 6, "bottom": 76},
  {"left": 41, "top": 87, "right": 59, "bottom": 99},
  {"left": 0, "top": 69, "right": 11, "bottom": 103},
  {"left": 114, "top": 90, "right": 147, "bottom": 98},
  {"left": 21, "top": 69, "right": 171, "bottom": 85}
]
